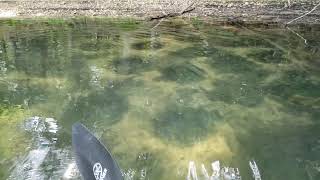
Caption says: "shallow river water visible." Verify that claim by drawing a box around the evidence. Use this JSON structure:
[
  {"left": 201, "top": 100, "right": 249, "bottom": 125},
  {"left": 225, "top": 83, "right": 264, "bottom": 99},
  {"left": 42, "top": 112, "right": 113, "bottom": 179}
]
[{"left": 0, "top": 18, "right": 319, "bottom": 180}]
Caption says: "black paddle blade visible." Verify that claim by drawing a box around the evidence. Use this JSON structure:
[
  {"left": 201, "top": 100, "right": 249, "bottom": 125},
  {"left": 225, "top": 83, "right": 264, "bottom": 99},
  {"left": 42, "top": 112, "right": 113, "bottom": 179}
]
[{"left": 72, "top": 123, "right": 123, "bottom": 180}]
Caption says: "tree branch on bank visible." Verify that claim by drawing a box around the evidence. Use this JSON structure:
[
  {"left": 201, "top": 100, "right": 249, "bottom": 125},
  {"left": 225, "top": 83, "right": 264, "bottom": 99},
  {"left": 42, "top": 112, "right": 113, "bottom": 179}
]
[
  {"left": 149, "top": 1, "right": 196, "bottom": 21},
  {"left": 286, "top": 1, "right": 320, "bottom": 24}
]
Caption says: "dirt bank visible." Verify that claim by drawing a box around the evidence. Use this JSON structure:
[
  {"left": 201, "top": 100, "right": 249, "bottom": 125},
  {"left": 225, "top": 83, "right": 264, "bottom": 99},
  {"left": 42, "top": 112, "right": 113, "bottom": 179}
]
[{"left": 0, "top": 0, "right": 320, "bottom": 24}]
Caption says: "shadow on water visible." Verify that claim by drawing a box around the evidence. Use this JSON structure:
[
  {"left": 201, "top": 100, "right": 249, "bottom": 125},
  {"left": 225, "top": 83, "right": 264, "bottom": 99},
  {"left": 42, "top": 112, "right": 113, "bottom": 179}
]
[
  {"left": 209, "top": 35, "right": 276, "bottom": 48},
  {"left": 61, "top": 87, "right": 128, "bottom": 128},
  {"left": 153, "top": 101, "right": 222, "bottom": 145},
  {"left": 157, "top": 62, "right": 206, "bottom": 84},
  {"left": 167, "top": 46, "right": 207, "bottom": 59},
  {"left": 78, "top": 36, "right": 113, "bottom": 52},
  {"left": 112, "top": 56, "right": 153, "bottom": 75},
  {"left": 231, "top": 117, "right": 320, "bottom": 180},
  {"left": 131, "top": 40, "right": 164, "bottom": 50},
  {"left": 205, "top": 49, "right": 269, "bottom": 107},
  {"left": 9, "top": 36, "right": 50, "bottom": 77},
  {"left": 0, "top": 79, "right": 49, "bottom": 106},
  {"left": 68, "top": 55, "right": 91, "bottom": 90},
  {"left": 246, "top": 49, "right": 288, "bottom": 64},
  {"left": 208, "top": 48, "right": 267, "bottom": 75},
  {"left": 57, "top": 86, "right": 129, "bottom": 147},
  {"left": 266, "top": 69, "right": 320, "bottom": 99},
  {"left": 265, "top": 69, "right": 320, "bottom": 120},
  {"left": 205, "top": 78, "right": 265, "bottom": 107}
]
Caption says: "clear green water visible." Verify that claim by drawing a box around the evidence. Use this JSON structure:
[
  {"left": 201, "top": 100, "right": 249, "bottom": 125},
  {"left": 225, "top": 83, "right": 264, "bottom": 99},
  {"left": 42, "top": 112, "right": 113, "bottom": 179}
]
[{"left": 0, "top": 18, "right": 319, "bottom": 180}]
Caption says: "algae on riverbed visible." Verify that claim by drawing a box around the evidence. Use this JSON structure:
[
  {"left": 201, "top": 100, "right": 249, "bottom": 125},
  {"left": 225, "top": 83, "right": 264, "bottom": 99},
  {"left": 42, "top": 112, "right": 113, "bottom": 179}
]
[{"left": 0, "top": 18, "right": 319, "bottom": 179}]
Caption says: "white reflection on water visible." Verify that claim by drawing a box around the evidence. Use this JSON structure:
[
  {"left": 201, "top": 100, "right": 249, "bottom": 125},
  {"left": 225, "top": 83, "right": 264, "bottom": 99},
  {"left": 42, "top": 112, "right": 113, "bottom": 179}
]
[
  {"left": 187, "top": 160, "right": 261, "bottom": 180},
  {"left": 90, "top": 65, "right": 103, "bottom": 89},
  {"left": 8, "top": 116, "right": 78, "bottom": 180}
]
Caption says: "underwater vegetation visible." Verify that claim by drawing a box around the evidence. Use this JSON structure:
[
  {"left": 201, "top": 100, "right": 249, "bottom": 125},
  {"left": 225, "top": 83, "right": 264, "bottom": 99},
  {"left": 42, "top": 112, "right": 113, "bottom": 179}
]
[{"left": 0, "top": 18, "right": 319, "bottom": 180}]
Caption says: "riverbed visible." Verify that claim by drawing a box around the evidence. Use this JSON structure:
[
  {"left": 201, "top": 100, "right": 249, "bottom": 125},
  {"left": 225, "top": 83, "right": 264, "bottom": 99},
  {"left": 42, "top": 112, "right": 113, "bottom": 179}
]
[{"left": 0, "top": 18, "right": 319, "bottom": 179}]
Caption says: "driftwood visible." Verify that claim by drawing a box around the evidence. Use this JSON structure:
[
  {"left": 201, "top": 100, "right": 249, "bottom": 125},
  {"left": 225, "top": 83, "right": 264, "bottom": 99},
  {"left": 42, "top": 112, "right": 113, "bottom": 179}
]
[{"left": 149, "top": 2, "right": 196, "bottom": 21}]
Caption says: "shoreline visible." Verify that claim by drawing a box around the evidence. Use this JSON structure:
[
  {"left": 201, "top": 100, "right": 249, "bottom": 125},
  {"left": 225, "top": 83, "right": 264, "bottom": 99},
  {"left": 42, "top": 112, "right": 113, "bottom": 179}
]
[{"left": 0, "top": 0, "right": 320, "bottom": 24}]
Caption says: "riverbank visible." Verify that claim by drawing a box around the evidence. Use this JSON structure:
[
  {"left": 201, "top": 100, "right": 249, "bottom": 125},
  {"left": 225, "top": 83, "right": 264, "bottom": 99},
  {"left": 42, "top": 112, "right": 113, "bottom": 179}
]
[{"left": 0, "top": 0, "right": 320, "bottom": 24}]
